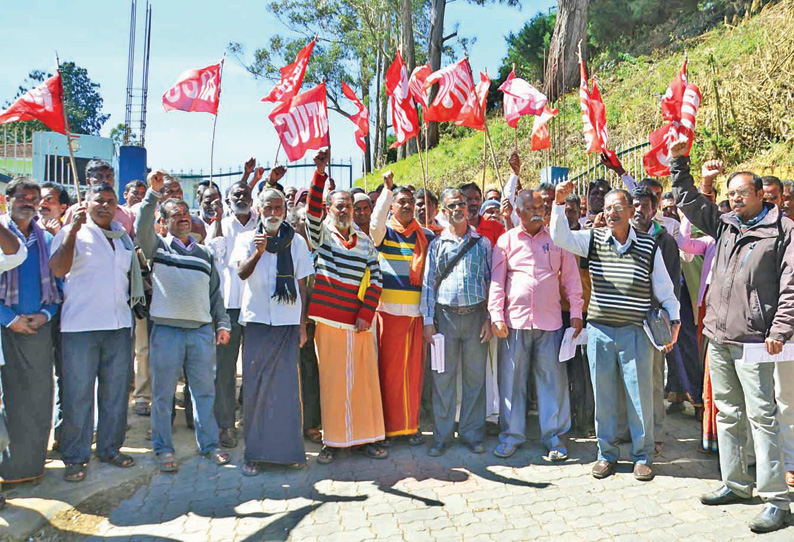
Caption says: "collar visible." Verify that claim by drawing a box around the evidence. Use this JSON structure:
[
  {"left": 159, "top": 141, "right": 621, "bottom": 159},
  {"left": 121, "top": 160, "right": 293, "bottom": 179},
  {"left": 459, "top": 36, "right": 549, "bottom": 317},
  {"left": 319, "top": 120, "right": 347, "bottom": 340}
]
[
  {"left": 440, "top": 225, "right": 480, "bottom": 242},
  {"left": 602, "top": 225, "right": 638, "bottom": 246},
  {"left": 518, "top": 224, "right": 548, "bottom": 238},
  {"left": 232, "top": 208, "right": 257, "bottom": 229},
  {"left": 86, "top": 218, "right": 124, "bottom": 234},
  {"left": 165, "top": 233, "right": 196, "bottom": 251}
]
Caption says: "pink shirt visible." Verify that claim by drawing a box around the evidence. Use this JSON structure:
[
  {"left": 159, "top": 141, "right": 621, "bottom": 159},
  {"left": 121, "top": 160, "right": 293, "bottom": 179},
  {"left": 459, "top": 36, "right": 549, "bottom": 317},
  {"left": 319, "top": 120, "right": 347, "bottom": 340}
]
[{"left": 488, "top": 225, "right": 583, "bottom": 330}]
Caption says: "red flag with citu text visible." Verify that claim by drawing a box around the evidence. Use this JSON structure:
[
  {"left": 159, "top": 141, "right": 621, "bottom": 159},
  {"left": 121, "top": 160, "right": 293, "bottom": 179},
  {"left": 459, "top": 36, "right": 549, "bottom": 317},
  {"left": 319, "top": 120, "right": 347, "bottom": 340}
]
[
  {"left": 455, "top": 71, "right": 491, "bottom": 131},
  {"left": 578, "top": 54, "right": 609, "bottom": 153},
  {"left": 341, "top": 82, "right": 369, "bottom": 154},
  {"left": 422, "top": 59, "right": 475, "bottom": 123},
  {"left": 643, "top": 60, "right": 702, "bottom": 177},
  {"left": 409, "top": 64, "right": 432, "bottom": 109},
  {"left": 261, "top": 39, "right": 316, "bottom": 104},
  {"left": 498, "top": 70, "right": 548, "bottom": 128},
  {"left": 0, "top": 73, "right": 67, "bottom": 134},
  {"left": 385, "top": 50, "right": 420, "bottom": 149},
  {"left": 268, "top": 83, "right": 329, "bottom": 162},
  {"left": 162, "top": 62, "right": 222, "bottom": 114}
]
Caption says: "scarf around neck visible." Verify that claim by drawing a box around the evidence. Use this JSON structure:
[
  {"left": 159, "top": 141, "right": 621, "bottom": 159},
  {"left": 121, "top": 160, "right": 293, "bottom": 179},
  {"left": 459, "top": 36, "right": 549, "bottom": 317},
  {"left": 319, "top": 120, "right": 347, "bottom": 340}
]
[
  {"left": 388, "top": 215, "right": 429, "bottom": 286},
  {"left": 0, "top": 214, "right": 60, "bottom": 307},
  {"left": 100, "top": 224, "right": 144, "bottom": 308},
  {"left": 258, "top": 219, "right": 297, "bottom": 304}
]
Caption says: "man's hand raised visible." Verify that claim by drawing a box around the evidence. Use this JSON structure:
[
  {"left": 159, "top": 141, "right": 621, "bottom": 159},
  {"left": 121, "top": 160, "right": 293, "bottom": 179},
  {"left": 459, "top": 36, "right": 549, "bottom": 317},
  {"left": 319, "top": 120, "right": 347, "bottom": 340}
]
[
  {"left": 382, "top": 170, "right": 394, "bottom": 191},
  {"left": 508, "top": 152, "right": 521, "bottom": 176},
  {"left": 148, "top": 170, "right": 166, "bottom": 193},
  {"left": 555, "top": 181, "right": 575, "bottom": 205},
  {"left": 314, "top": 148, "right": 330, "bottom": 175},
  {"left": 244, "top": 157, "right": 256, "bottom": 174},
  {"left": 701, "top": 160, "right": 725, "bottom": 185},
  {"left": 667, "top": 135, "right": 689, "bottom": 160},
  {"left": 269, "top": 165, "right": 287, "bottom": 184}
]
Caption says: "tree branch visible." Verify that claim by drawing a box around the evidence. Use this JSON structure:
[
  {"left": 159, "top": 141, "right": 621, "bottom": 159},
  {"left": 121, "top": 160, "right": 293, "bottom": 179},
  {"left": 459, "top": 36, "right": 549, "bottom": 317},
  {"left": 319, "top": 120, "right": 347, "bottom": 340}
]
[{"left": 442, "top": 31, "right": 458, "bottom": 43}]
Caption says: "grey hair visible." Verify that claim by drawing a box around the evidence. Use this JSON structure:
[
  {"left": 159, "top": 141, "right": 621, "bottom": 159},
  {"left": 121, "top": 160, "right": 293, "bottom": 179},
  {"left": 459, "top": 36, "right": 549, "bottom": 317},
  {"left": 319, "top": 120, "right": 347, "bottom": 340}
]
[
  {"left": 257, "top": 187, "right": 286, "bottom": 207},
  {"left": 439, "top": 187, "right": 464, "bottom": 207},
  {"left": 515, "top": 189, "right": 537, "bottom": 213}
]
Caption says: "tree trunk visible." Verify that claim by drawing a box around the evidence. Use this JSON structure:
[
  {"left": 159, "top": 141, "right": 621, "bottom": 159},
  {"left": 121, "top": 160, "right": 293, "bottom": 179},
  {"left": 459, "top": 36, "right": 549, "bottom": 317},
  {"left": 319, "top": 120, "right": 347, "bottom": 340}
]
[
  {"left": 545, "top": 0, "right": 589, "bottom": 101},
  {"left": 398, "top": 0, "right": 418, "bottom": 159},
  {"left": 426, "top": 0, "right": 446, "bottom": 149}
]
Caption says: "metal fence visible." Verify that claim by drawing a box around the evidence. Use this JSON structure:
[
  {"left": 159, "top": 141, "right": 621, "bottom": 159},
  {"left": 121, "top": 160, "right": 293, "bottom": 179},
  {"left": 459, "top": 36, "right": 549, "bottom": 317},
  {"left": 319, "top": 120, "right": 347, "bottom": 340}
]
[{"left": 565, "top": 139, "right": 651, "bottom": 197}]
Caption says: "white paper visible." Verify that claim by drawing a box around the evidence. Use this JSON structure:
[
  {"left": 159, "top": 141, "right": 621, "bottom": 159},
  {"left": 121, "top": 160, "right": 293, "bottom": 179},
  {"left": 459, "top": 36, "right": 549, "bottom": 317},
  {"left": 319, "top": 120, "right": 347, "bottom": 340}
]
[
  {"left": 739, "top": 343, "right": 794, "bottom": 364},
  {"left": 430, "top": 333, "right": 445, "bottom": 373},
  {"left": 643, "top": 322, "right": 666, "bottom": 351},
  {"left": 558, "top": 327, "right": 588, "bottom": 362}
]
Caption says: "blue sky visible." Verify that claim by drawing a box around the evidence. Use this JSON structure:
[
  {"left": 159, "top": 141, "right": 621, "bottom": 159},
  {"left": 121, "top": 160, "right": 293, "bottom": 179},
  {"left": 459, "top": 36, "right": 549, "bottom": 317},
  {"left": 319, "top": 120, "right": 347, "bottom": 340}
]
[{"left": 0, "top": 0, "right": 555, "bottom": 188}]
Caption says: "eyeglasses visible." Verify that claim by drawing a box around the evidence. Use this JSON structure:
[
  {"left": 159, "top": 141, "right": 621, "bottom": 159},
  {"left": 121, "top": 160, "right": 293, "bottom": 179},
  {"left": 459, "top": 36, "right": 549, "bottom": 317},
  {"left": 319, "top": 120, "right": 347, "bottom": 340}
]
[
  {"left": 604, "top": 204, "right": 625, "bottom": 213},
  {"left": 445, "top": 202, "right": 467, "bottom": 210},
  {"left": 727, "top": 187, "right": 752, "bottom": 199}
]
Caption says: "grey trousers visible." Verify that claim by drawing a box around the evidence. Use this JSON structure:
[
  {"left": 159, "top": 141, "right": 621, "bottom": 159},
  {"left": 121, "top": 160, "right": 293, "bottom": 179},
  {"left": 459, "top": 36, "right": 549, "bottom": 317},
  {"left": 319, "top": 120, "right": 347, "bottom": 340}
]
[
  {"left": 708, "top": 342, "right": 790, "bottom": 509},
  {"left": 652, "top": 348, "right": 666, "bottom": 442},
  {"left": 215, "top": 309, "right": 242, "bottom": 430},
  {"left": 498, "top": 327, "right": 569, "bottom": 450},
  {"left": 432, "top": 305, "right": 488, "bottom": 446}
]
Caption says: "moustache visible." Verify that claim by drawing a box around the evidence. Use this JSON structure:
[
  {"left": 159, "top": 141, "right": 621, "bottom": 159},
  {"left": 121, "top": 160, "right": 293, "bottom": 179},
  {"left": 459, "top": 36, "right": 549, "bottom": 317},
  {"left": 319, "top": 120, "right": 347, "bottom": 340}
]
[{"left": 529, "top": 215, "right": 544, "bottom": 222}]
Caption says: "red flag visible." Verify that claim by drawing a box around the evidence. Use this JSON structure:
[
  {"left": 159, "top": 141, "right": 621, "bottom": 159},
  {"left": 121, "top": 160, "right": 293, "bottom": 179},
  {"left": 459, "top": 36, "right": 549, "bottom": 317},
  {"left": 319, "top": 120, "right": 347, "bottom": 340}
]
[
  {"left": 643, "top": 61, "right": 702, "bottom": 176},
  {"left": 455, "top": 72, "right": 491, "bottom": 131},
  {"left": 162, "top": 63, "right": 222, "bottom": 114},
  {"left": 530, "top": 105, "right": 558, "bottom": 151},
  {"left": 385, "top": 50, "right": 420, "bottom": 149},
  {"left": 268, "top": 83, "right": 329, "bottom": 162},
  {"left": 498, "top": 71, "right": 548, "bottom": 128},
  {"left": 422, "top": 59, "right": 475, "bottom": 123},
  {"left": 578, "top": 55, "right": 609, "bottom": 153},
  {"left": 261, "top": 39, "right": 316, "bottom": 104},
  {"left": 0, "top": 73, "right": 66, "bottom": 134},
  {"left": 341, "top": 82, "right": 369, "bottom": 154},
  {"left": 409, "top": 64, "right": 431, "bottom": 108}
]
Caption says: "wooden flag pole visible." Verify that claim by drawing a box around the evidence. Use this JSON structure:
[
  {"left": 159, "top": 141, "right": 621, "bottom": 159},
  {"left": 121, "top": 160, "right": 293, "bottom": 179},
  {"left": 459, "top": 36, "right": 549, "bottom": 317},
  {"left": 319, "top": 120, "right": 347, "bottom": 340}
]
[
  {"left": 512, "top": 63, "right": 518, "bottom": 153},
  {"left": 55, "top": 52, "right": 83, "bottom": 203},
  {"left": 362, "top": 151, "right": 367, "bottom": 192},
  {"left": 481, "top": 133, "right": 487, "bottom": 192},
  {"left": 210, "top": 53, "right": 227, "bottom": 186},
  {"left": 464, "top": 58, "right": 504, "bottom": 189}
]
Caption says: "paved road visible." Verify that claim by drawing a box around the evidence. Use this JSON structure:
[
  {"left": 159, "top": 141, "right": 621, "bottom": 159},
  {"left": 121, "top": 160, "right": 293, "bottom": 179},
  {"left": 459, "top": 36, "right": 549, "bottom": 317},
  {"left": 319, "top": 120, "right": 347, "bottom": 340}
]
[{"left": 83, "top": 408, "right": 793, "bottom": 542}]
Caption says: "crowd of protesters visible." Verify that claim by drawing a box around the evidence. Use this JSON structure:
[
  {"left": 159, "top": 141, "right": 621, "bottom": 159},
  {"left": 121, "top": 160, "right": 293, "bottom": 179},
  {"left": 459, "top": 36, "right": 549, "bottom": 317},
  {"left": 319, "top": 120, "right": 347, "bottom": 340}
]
[{"left": 0, "top": 135, "right": 793, "bottom": 533}]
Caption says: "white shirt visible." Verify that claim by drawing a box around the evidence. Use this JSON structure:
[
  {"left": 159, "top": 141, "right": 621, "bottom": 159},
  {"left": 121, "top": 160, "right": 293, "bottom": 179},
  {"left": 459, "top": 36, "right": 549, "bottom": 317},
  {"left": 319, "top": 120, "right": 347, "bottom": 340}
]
[
  {"left": 206, "top": 211, "right": 258, "bottom": 310},
  {"left": 238, "top": 230, "right": 314, "bottom": 326},
  {"left": 52, "top": 220, "right": 133, "bottom": 332},
  {"left": 550, "top": 204, "right": 680, "bottom": 321}
]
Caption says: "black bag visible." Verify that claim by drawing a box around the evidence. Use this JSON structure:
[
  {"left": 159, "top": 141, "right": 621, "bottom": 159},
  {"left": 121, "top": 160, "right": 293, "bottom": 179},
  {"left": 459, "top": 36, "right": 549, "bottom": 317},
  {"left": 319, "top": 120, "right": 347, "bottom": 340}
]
[{"left": 434, "top": 235, "right": 480, "bottom": 291}]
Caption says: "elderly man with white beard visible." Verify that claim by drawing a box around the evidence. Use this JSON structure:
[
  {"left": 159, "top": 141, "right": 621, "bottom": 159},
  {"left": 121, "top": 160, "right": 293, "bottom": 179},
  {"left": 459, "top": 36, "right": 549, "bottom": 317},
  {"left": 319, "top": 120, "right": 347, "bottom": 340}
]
[
  {"left": 206, "top": 180, "right": 257, "bottom": 448},
  {"left": 235, "top": 188, "right": 314, "bottom": 474}
]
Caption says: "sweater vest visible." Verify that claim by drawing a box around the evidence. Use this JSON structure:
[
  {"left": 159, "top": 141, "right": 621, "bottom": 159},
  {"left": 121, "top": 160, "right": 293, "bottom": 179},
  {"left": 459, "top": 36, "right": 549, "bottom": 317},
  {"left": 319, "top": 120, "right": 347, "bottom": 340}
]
[{"left": 587, "top": 227, "right": 656, "bottom": 326}]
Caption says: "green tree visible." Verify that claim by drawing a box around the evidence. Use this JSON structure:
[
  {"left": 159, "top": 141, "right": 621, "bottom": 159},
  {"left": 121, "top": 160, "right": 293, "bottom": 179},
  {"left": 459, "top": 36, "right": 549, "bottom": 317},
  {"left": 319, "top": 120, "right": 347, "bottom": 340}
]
[{"left": 5, "top": 62, "right": 110, "bottom": 141}]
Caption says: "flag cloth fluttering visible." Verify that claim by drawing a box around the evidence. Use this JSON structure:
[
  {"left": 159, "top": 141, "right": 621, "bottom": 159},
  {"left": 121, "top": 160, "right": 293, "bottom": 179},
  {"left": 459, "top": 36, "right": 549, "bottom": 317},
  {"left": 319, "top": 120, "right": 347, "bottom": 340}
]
[
  {"left": 422, "top": 59, "right": 476, "bottom": 123},
  {"left": 268, "top": 83, "right": 330, "bottom": 162},
  {"left": 408, "top": 64, "right": 432, "bottom": 109},
  {"left": 385, "top": 50, "right": 420, "bottom": 149},
  {"left": 643, "top": 59, "right": 702, "bottom": 177},
  {"left": 162, "top": 62, "right": 222, "bottom": 114},
  {"left": 530, "top": 105, "right": 559, "bottom": 151},
  {"left": 341, "top": 82, "right": 369, "bottom": 154},
  {"left": 498, "top": 71, "right": 548, "bottom": 128},
  {"left": 0, "top": 73, "right": 67, "bottom": 134},
  {"left": 578, "top": 51, "right": 609, "bottom": 154},
  {"left": 261, "top": 39, "right": 316, "bottom": 105},
  {"left": 455, "top": 71, "right": 491, "bottom": 131}
]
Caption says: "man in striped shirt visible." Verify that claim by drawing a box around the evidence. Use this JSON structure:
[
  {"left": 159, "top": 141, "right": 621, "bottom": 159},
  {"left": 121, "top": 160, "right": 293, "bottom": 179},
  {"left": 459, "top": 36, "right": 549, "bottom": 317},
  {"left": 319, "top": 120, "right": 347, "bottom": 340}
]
[
  {"left": 370, "top": 171, "right": 434, "bottom": 446},
  {"left": 421, "top": 187, "right": 493, "bottom": 457},
  {"left": 551, "top": 181, "right": 680, "bottom": 482},
  {"left": 305, "top": 149, "right": 387, "bottom": 465}
]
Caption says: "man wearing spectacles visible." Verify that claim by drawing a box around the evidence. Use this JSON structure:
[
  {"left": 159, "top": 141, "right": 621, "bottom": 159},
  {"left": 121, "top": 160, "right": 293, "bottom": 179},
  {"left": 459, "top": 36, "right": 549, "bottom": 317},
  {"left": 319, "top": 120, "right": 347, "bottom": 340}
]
[
  {"left": 670, "top": 137, "right": 794, "bottom": 534},
  {"left": 551, "top": 180, "right": 680, "bottom": 483}
]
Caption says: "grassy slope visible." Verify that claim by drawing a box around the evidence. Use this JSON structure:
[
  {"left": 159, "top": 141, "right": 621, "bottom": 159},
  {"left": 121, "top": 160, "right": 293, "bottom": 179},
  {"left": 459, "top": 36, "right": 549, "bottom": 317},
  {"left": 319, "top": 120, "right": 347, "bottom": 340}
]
[{"left": 361, "top": 1, "right": 794, "bottom": 192}]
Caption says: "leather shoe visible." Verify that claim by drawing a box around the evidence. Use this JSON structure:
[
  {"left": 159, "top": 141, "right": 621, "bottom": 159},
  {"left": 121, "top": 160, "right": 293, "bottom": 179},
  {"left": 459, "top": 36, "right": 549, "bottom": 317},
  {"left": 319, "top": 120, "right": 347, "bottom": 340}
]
[
  {"left": 592, "top": 460, "right": 616, "bottom": 479},
  {"left": 428, "top": 443, "right": 447, "bottom": 457},
  {"left": 749, "top": 504, "right": 790, "bottom": 533},
  {"left": 700, "top": 485, "right": 750, "bottom": 506},
  {"left": 633, "top": 463, "right": 654, "bottom": 481}
]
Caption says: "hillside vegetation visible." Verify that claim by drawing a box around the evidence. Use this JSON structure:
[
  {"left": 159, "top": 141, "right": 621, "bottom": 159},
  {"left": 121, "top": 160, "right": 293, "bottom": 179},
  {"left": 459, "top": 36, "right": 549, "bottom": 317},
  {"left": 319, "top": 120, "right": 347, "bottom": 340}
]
[{"left": 361, "top": 0, "right": 794, "bottom": 192}]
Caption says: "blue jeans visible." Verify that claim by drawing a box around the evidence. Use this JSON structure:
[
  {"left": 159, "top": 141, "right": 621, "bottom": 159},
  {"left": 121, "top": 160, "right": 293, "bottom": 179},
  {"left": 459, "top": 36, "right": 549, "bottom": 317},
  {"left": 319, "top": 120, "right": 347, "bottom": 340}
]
[
  {"left": 499, "top": 327, "right": 569, "bottom": 451},
  {"left": 587, "top": 322, "right": 654, "bottom": 465},
  {"left": 60, "top": 328, "right": 133, "bottom": 464},
  {"left": 150, "top": 324, "right": 219, "bottom": 455},
  {"left": 432, "top": 305, "right": 488, "bottom": 446}
]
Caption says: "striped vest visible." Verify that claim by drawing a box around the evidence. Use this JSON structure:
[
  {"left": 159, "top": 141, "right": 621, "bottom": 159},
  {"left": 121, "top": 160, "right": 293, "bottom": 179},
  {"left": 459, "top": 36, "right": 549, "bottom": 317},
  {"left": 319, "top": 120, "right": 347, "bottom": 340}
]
[
  {"left": 377, "top": 227, "right": 434, "bottom": 307},
  {"left": 587, "top": 227, "right": 656, "bottom": 326}
]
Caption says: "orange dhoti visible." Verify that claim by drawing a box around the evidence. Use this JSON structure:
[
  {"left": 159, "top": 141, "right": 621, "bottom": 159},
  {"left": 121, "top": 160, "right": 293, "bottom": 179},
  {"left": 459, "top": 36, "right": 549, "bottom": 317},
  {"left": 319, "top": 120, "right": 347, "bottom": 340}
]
[
  {"left": 314, "top": 322, "right": 385, "bottom": 447},
  {"left": 376, "top": 312, "right": 425, "bottom": 437}
]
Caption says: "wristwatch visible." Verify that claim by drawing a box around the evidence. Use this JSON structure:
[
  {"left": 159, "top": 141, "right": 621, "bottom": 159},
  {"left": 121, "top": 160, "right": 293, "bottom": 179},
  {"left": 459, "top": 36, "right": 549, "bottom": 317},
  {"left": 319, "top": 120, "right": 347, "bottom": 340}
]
[{"left": 670, "top": 320, "right": 681, "bottom": 325}]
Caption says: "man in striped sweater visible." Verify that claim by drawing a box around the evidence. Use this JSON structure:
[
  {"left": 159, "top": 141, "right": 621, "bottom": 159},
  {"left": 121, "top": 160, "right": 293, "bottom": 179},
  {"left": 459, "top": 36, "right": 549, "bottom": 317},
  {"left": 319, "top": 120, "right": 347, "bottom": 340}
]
[
  {"left": 370, "top": 171, "right": 434, "bottom": 446},
  {"left": 136, "top": 171, "right": 232, "bottom": 473},
  {"left": 305, "top": 149, "right": 387, "bottom": 465},
  {"left": 551, "top": 181, "right": 680, "bottom": 482}
]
